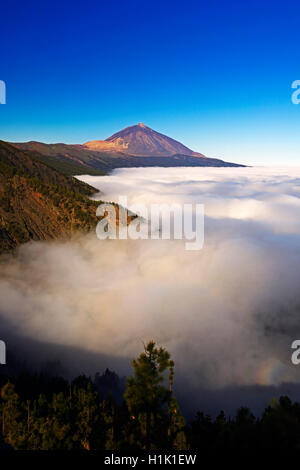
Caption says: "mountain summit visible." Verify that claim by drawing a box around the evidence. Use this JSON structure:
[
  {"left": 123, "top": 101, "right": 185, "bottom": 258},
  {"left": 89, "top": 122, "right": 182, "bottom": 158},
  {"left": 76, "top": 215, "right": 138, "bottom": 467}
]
[{"left": 83, "top": 123, "right": 205, "bottom": 157}]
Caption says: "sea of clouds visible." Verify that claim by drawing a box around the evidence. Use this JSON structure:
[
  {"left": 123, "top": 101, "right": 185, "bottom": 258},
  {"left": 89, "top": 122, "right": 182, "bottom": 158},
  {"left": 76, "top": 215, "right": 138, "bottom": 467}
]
[{"left": 1, "top": 166, "right": 300, "bottom": 415}]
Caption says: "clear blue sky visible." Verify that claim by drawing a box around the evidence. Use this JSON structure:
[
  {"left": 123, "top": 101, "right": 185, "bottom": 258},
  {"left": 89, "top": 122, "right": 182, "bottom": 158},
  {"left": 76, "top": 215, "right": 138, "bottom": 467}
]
[{"left": 0, "top": 0, "right": 299, "bottom": 165}]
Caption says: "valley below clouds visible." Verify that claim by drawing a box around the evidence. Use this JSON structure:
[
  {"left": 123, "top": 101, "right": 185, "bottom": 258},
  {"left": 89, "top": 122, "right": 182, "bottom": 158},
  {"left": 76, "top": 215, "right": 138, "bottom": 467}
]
[{"left": 2, "top": 166, "right": 300, "bottom": 416}]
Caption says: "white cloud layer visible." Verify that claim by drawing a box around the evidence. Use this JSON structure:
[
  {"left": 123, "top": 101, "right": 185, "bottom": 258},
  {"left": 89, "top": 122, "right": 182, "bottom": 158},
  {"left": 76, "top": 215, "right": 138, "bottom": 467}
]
[{"left": 2, "top": 166, "right": 300, "bottom": 414}]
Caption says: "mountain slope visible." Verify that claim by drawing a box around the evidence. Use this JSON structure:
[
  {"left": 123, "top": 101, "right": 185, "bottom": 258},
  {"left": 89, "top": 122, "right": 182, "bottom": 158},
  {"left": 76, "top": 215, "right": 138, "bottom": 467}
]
[
  {"left": 84, "top": 122, "right": 205, "bottom": 157},
  {"left": 0, "top": 141, "right": 101, "bottom": 252},
  {"left": 21, "top": 149, "right": 106, "bottom": 176},
  {"left": 12, "top": 141, "right": 113, "bottom": 173},
  {"left": 11, "top": 123, "right": 245, "bottom": 170}
]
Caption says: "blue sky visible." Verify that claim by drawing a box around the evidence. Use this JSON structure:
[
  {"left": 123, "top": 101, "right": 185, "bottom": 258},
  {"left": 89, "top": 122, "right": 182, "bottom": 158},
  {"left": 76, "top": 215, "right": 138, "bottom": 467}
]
[{"left": 0, "top": 0, "right": 299, "bottom": 165}]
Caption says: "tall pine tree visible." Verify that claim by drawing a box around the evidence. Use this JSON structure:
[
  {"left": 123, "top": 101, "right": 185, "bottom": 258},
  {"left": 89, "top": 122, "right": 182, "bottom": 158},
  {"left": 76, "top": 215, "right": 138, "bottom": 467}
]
[{"left": 124, "top": 341, "right": 186, "bottom": 449}]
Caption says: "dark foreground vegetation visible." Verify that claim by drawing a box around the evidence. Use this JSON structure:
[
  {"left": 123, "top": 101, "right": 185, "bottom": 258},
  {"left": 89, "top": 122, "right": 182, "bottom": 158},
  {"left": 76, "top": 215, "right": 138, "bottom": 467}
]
[{"left": 1, "top": 341, "right": 300, "bottom": 451}]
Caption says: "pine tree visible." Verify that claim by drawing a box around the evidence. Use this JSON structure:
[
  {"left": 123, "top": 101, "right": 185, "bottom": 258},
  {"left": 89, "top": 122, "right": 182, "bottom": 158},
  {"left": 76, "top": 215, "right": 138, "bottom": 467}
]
[
  {"left": 124, "top": 340, "right": 185, "bottom": 449},
  {"left": 102, "top": 394, "right": 116, "bottom": 450},
  {"left": 0, "top": 382, "right": 26, "bottom": 449},
  {"left": 40, "top": 392, "right": 72, "bottom": 450},
  {"left": 73, "top": 382, "right": 101, "bottom": 450}
]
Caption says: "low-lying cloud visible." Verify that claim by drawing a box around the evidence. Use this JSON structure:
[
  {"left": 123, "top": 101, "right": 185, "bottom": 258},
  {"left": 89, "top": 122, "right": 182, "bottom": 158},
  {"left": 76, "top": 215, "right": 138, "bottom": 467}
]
[{"left": 2, "top": 166, "right": 300, "bottom": 415}]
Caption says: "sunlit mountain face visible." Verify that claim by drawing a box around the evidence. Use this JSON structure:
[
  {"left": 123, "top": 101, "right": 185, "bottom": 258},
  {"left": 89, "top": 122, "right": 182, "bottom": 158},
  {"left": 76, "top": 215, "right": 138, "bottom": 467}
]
[{"left": 84, "top": 122, "right": 204, "bottom": 156}]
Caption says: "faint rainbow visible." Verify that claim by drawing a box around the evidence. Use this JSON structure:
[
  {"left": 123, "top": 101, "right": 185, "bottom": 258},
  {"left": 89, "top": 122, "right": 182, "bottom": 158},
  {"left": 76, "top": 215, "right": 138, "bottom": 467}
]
[{"left": 257, "top": 358, "right": 286, "bottom": 386}]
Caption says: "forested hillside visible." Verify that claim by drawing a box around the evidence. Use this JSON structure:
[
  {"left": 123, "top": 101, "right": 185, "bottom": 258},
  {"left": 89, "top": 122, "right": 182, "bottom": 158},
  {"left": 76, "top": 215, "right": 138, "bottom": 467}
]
[{"left": 0, "top": 141, "right": 101, "bottom": 252}]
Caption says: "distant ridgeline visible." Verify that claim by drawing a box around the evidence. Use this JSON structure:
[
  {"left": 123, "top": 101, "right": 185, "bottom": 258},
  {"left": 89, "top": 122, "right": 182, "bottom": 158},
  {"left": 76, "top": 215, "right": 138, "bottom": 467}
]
[
  {"left": 11, "top": 123, "right": 245, "bottom": 173},
  {"left": 0, "top": 141, "right": 102, "bottom": 252}
]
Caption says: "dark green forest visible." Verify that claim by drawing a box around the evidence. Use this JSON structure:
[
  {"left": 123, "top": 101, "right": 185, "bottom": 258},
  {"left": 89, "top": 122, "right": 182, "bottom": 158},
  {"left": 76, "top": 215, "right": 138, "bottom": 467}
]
[{"left": 1, "top": 341, "right": 300, "bottom": 451}]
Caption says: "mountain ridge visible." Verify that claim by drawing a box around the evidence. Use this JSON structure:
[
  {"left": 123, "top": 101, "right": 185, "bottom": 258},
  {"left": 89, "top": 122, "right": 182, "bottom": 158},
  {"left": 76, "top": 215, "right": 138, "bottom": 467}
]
[{"left": 10, "top": 123, "right": 245, "bottom": 171}]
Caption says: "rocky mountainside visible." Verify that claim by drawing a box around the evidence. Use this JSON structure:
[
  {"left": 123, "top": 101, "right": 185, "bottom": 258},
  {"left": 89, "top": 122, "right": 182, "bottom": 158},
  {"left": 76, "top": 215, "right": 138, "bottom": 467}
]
[
  {"left": 84, "top": 122, "right": 205, "bottom": 157},
  {"left": 0, "top": 141, "right": 101, "bottom": 252},
  {"left": 11, "top": 123, "right": 244, "bottom": 171}
]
